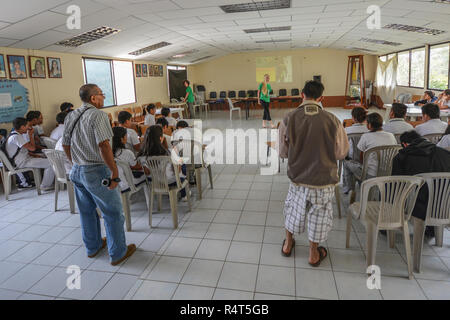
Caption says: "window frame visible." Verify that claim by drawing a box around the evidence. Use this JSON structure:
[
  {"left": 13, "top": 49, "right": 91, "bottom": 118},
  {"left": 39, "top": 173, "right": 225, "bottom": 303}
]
[
  {"left": 427, "top": 42, "right": 450, "bottom": 92},
  {"left": 82, "top": 57, "right": 137, "bottom": 108}
]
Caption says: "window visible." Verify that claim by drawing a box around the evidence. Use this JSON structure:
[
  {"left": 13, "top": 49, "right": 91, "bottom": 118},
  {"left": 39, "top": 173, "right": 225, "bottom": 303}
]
[
  {"left": 429, "top": 43, "right": 449, "bottom": 90},
  {"left": 167, "top": 65, "right": 186, "bottom": 70},
  {"left": 397, "top": 51, "right": 410, "bottom": 87},
  {"left": 410, "top": 48, "right": 425, "bottom": 88},
  {"left": 83, "top": 58, "right": 136, "bottom": 107}
]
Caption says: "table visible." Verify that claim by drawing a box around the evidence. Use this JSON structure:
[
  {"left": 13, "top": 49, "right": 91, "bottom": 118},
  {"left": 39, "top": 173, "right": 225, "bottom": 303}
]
[
  {"left": 235, "top": 96, "right": 302, "bottom": 120},
  {"left": 156, "top": 107, "right": 184, "bottom": 119},
  {"left": 384, "top": 104, "right": 450, "bottom": 121}
]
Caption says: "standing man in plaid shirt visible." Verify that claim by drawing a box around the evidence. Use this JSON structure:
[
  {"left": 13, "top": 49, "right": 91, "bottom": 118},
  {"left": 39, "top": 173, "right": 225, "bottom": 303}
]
[{"left": 278, "top": 81, "right": 349, "bottom": 266}]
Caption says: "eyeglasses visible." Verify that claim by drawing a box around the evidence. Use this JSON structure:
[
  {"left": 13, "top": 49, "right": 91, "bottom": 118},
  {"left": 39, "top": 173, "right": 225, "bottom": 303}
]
[{"left": 95, "top": 93, "right": 106, "bottom": 97}]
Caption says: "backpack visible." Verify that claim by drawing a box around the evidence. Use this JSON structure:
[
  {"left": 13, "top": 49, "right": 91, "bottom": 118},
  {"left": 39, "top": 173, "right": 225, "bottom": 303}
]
[{"left": 0, "top": 132, "right": 21, "bottom": 168}]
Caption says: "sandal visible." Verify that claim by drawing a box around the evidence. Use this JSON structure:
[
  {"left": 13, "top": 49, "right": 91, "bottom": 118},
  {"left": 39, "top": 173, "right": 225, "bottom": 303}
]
[
  {"left": 309, "top": 246, "right": 328, "bottom": 267},
  {"left": 281, "top": 239, "right": 295, "bottom": 257}
]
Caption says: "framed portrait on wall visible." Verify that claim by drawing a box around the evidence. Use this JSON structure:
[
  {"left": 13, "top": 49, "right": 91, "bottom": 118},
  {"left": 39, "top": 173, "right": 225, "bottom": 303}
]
[
  {"left": 0, "top": 54, "right": 6, "bottom": 78},
  {"left": 7, "top": 55, "right": 27, "bottom": 79},
  {"left": 135, "top": 64, "right": 142, "bottom": 77},
  {"left": 153, "top": 65, "right": 159, "bottom": 77},
  {"left": 142, "top": 64, "right": 148, "bottom": 77},
  {"left": 149, "top": 64, "right": 154, "bottom": 77},
  {"left": 29, "top": 56, "right": 46, "bottom": 78},
  {"left": 47, "top": 57, "right": 62, "bottom": 78}
]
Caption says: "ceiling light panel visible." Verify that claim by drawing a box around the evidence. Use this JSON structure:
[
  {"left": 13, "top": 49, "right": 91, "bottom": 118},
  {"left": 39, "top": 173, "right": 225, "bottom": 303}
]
[
  {"left": 383, "top": 24, "right": 446, "bottom": 36},
  {"left": 244, "top": 26, "right": 291, "bottom": 33},
  {"left": 255, "top": 39, "right": 291, "bottom": 43},
  {"left": 55, "top": 26, "right": 121, "bottom": 47},
  {"left": 129, "top": 42, "right": 172, "bottom": 56},
  {"left": 220, "top": 0, "right": 291, "bottom": 13},
  {"left": 359, "top": 38, "right": 402, "bottom": 46}
]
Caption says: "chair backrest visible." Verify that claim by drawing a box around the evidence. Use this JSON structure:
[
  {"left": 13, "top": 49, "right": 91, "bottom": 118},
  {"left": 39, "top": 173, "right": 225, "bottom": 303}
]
[
  {"left": 116, "top": 159, "right": 140, "bottom": 193},
  {"left": 360, "top": 176, "right": 423, "bottom": 228},
  {"left": 43, "top": 149, "right": 68, "bottom": 183},
  {"left": 174, "top": 138, "right": 204, "bottom": 167},
  {"left": 361, "top": 145, "right": 402, "bottom": 180},
  {"left": 399, "top": 93, "right": 412, "bottom": 104},
  {"left": 238, "top": 90, "right": 246, "bottom": 98},
  {"left": 291, "top": 88, "right": 300, "bottom": 96},
  {"left": 228, "top": 91, "right": 236, "bottom": 98},
  {"left": 227, "top": 98, "right": 234, "bottom": 110},
  {"left": 42, "top": 137, "right": 57, "bottom": 149},
  {"left": 423, "top": 133, "right": 443, "bottom": 144},
  {"left": 141, "top": 156, "right": 181, "bottom": 193},
  {"left": 394, "top": 134, "right": 402, "bottom": 144},
  {"left": 247, "top": 90, "right": 255, "bottom": 98},
  {"left": 347, "top": 133, "right": 364, "bottom": 161},
  {"left": 416, "top": 173, "right": 450, "bottom": 225},
  {"left": 0, "top": 149, "right": 15, "bottom": 172},
  {"left": 209, "top": 92, "right": 217, "bottom": 99},
  {"left": 171, "top": 98, "right": 179, "bottom": 103},
  {"left": 219, "top": 91, "right": 227, "bottom": 99},
  {"left": 279, "top": 89, "right": 287, "bottom": 96}
]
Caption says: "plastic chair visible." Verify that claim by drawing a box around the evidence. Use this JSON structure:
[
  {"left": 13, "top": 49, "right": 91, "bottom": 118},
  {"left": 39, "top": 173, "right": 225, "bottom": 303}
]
[
  {"left": 209, "top": 92, "right": 217, "bottom": 99},
  {"left": 116, "top": 160, "right": 151, "bottom": 231},
  {"left": 394, "top": 134, "right": 402, "bottom": 144},
  {"left": 227, "top": 98, "right": 241, "bottom": 121},
  {"left": 279, "top": 89, "right": 287, "bottom": 96},
  {"left": 171, "top": 98, "right": 180, "bottom": 103},
  {"left": 43, "top": 149, "right": 75, "bottom": 214},
  {"left": 228, "top": 91, "right": 236, "bottom": 98},
  {"left": 175, "top": 139, "right": 213, "bottom": 200},
  {"left": 238, "top": 91, "right": 246, "bottom": 98},
  {"left": 423, "top": 133, "right": 443, "bottom": 144},
  {"left": 42, "top": 137, "right": 57, "bottom": 149},
  {"left": 195, "top": 94, "right": 209, "bottom": 116},
  {"left": 219, "top": 91, "right": 227, "bottom": 99},
  {"left": 0, "top": 150, "right": 42, "bottom": 200},
  {"left": 291, "top": 89, "right": 300, "bottom": 96},
  {"left": 412, "top": 173, "right": 450, "bottom": 273},
  {"left": 346, "top": 176, "right": 423, "bottom": 279},
  {"left": 140, "top": 156, "right": 191, "bottom": 229}
]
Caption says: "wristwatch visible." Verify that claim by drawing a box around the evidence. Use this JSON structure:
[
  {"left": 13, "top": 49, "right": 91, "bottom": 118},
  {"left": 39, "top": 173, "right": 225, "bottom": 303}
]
[{"left": 111, "top": 177, "right": 121, "bottom": 183}]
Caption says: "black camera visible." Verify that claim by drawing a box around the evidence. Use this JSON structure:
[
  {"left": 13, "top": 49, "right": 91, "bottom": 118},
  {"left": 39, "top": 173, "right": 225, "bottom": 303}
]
[{"left": 102, "top": 178, "right": 121, "bottom": 187}]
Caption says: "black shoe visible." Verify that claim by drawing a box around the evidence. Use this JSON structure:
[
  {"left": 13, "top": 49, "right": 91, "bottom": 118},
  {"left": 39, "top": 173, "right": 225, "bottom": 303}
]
[
  {"left": 424, "top": 226, "right": 435, "bottom": 238},
  {"left": 379, "top": 230, "right": 387, "bottom": 236},
  {"left": 17, "top": 183, "right": 35, "bottom": 190}
]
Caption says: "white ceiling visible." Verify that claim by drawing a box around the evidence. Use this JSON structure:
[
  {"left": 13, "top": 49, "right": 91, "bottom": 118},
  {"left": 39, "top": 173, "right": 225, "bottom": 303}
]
[{"left": 0, "top": 0, "right": 449, "bottom": 64}]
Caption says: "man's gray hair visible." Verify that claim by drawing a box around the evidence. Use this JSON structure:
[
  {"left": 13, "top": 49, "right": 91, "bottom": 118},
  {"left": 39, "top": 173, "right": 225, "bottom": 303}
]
[{"left": 79, "top": 84, "right": 99, "bottom": 103}]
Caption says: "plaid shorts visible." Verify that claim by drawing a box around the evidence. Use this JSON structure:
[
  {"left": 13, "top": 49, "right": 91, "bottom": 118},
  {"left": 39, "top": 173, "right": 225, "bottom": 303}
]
[{"left": 283, "top": 184, "right": 335, "bottom": 243}]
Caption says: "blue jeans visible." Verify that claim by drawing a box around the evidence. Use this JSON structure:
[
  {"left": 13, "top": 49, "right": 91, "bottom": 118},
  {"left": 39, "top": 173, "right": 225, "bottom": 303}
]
[{"left": 70, "top": 164, "right": 127, "bottom": 262}]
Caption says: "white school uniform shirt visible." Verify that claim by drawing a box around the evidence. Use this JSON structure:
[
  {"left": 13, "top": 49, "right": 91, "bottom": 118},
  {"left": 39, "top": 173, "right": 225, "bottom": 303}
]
[
  {"left": 415, "top": 119, "right": 448, "bottom": 136},
  {"left": 144, "top": 114, "right": 155, "bottom": 126},
  {"left": 50, "top": 124, "right": 65, "bottom": 141},
  {"left": 345, "top": 123, "right": 368, "bottom": 159},
  {"left": 166, "top": 116, "right": 177, "bottom": 128},
  {"left": 33, "top": 125, "right": 44, "bottom": 136},
  {"left": 437, "top": 135, "right": 450, "bottom": 149},
  {"left": 383, "top": 118, "right": 414, "bottom": 135},
  {"left": 125, "top": 128, "right": 140, "bottom": 153},
  {"left": 115, "top": 148, "right": 145, "bottom": 192},
  {"left": 357, "top": 131, "right": 397, "bottom": 177},
  {"left": 6, "top": 133, "right": 31, "bottom": 167}
]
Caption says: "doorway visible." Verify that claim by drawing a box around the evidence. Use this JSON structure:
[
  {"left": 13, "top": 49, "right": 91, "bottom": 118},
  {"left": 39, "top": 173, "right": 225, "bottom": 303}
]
[{"left": 168, "top": 65, "right": 187, "bottom": 101}]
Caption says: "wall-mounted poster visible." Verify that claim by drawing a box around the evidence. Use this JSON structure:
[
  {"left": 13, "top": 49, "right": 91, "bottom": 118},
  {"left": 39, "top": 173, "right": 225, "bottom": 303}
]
[
  {"left": 142, "top": 64, "right": 148, "bottom": 77},
  {"left": 152, "top": 65, "right": 159, "bottom": 77},
  {"left": 7, "top": 55, "right": 27, "bottom": 79},
  {"left": 158, "top": 65, "right": 163, "bottom": 77},
  {"left": 0, "top": 80, "right": 29, "bottom": 124},
  {"left": 29, "top": 56, "right": 46, "bottom": 78},
  {"left": 0, "top": 54, "right": 6, "bottom": 78},
  {"left": 149, "top": 64, "right": 154, "bottom": 77},
  {"left": 47, "top": 57, "right": 62, "bottom": 78},
  {"left": 135, "top": 64, "right": 142, "bottom": 77}
]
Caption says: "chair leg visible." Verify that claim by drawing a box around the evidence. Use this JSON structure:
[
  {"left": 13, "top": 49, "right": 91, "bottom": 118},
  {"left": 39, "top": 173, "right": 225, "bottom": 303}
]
[
  {"left": 186, "top": 184, "right": 191, "bottom": 212},
  {"left": 121, "top": 193, "right": 132, "bottom": 232},
  {"left": 207, "top": 165, "right": 213, "bottom": 189},
  {"left": 54, "top": 179, "right": 59, "bottom": 212},
  {"left": 345, "top": 208, "right": 353, "bottom": 248},
  {"left": 349, "top": 190, "right": 356, "bottom": 205},
  {"left": 230, "top": 110, "right": 232, "bottom": 121},
  {"left": 195, "top": 169, "right": 202, "bottom": 200},
  {"left": 169, "top": 190, "right": 178, "bottom": 229},
  {"left": 366, "top": 221, "right": 378, "bottom": 268},
  {"left": 412, "top": 217, "right": 425, "bottom": 273},
  {"left": 143, "top": 185, "right": 152, "bottom": 228},
  {"left": 33, "top": 169, "right": 41, "bottom": 196},
  {"left": 5, "top": 173, "right": 11, "bottom": 201},
  {"left": 335, "top": 185, "right": 342, "bottom": 219},
  {"left": 435, "top": 226, "right": 444, "bottom": 247},
  {"left": 403, "top": 223, "right": 413, "bottom": 279},
  {"left": 158, "top": 194, "right": 162, "bottom": 211},
  {"left": 388, "top": 231, "right": 396, "bottom": 248},
  {"left": 67, "top": 182, "right": 76, "bottom": 214},
  {"left": 149, "top": 189, "right": 154, "bottom": 228}
]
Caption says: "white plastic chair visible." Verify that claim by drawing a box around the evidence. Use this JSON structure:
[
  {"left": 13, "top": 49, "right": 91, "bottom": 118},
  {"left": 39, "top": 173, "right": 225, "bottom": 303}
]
[
  {"left": 140, "top": 156, "right": 191, "bottom": 229},
  {"left": 0, "top": 150, "right": 42, "bottom": 200},
  {"left": 227, "top": 98, "right": 241, "bottom": 121},
  {"left": 116, "top": 160, "right": 151, "bottom": 232},
  {"left": 412, "top": 173, "right": 450, "bottom": 273},
  {"left": 43, "top": 149, "right": 75, "bottom": 214},
  {"left": 195, "top": 94, "right": 209, "bottom": 116},
  {"left": 175, "top": 139, "right": 213, "bottom": 200},
  {"left": 422, "top": 133, "right": 443, "bottom": 144},
  {"left": 42, "top": 137, "right": 57, "bottom": 149},
  {"left": 346, "top": 176, "right": 423, "bottom": 279},
  {"left": 171, "top": 98, "right": 180, "bottom": 103}
]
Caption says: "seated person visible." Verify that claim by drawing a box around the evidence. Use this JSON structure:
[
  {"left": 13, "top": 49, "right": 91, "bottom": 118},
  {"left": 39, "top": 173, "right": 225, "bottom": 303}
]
[
  {"left": 6, "top": 117, "right": 55, "bottom": 191},
  {"left": 414, "top": 90, "right": 437, "bottom": 106},
  {"left": 437, "top": 125, "right": 450, "bottom": 149},
  {"left": 342, "top": 113, "right": 397, "bottom": 193},
  {"left": 156, "top": 117, "right": 172, "bottom": 148},
  {"left": 383, "top": 103, "right": 414, "bottom": 134},
  {"left": 345, "top": 107, "right": 369, "bottom": 159},
  {"left": 415, "top": 103, "right": 448, "bottom": 136},
  {"left": 118, "top": 111, "right": 141, "bottom": 154},
  {"left": 392, "top": 130, "right": 450, "bottom": 237},
  {"left": 161, "top": 107, "right": 177, "bottom": 129},
  {"left": 436, "top": 89, "right": 450, "bottom": 110},
  {"left": 172, "top": 120, "right": 189, "bottom": 142},
  {"left": 144, "top": 104, "right": 156, "bottom": 126},
  {"left": 112, "top": 127, "right": 147, "bottom": 192},
  {"left": 26, "top": 111, "right": 45, "bottom": 140},
  {"left": 138, "top": 125, "right": 189, "bottom": 201},
  {"left": 50, "top": 112, "right": 67, "bottom": 141},
  {"left": 60, "top": 102, "right": 74, "bottom": 113}
]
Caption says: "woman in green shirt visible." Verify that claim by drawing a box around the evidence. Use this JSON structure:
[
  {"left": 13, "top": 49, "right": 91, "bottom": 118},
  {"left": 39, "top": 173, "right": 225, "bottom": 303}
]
[
  {"left": 183, "top": 80, "right": 195, "bottom": 118},
  {"left": 258, "top": 74, "right": 275, "bottom": 128}
]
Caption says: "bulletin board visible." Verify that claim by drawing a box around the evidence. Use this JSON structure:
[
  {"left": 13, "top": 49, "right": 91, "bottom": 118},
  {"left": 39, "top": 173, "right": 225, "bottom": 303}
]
[{"left": 0, "top": 80, "right": 29, "bottom": 123}]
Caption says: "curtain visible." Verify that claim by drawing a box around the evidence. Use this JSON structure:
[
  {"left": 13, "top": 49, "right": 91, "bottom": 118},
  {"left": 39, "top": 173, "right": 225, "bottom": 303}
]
[
  {"left": 168, "top": 69, "right": 188, "bottom": 100},
  {"left": 375, "top": 56, "right": 397, "bottom": 105}
]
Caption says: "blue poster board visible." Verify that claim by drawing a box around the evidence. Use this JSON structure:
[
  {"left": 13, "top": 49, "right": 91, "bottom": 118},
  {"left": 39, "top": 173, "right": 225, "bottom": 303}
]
[{"left": 0, "top": 80, "right": 29, "bottom": 124}]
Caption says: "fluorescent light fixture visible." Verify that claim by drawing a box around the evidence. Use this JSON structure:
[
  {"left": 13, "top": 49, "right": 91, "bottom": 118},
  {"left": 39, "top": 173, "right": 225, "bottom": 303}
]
[
  {"left": 346, "top": 46, "right": 377, "bottom": 52},
  {"left": 383, "top": 24, "right": 446, "bottom": 36},
  {"left": 220, "top": 0, "right": 291, "bottom": 13},
  {"left": 255, "top": 39, "right": 291, "bottom": 43},
  {"left": 359, "top": 38, "right": 402, "bottom": 46},
  {"left": 172, "top": 54, "right": 186, "bottom": 58},
  {"left": 55, "top": 26, "right": 120, "bottom": 47},
  {"left": 191, "top": 55, "right": 214, "bottom": 63},
  {"left": 244, "top": 26, "right": 291, "bottom": 33},
  {"left": 129, "top": 42, "right": 171, "bottom": 56}
]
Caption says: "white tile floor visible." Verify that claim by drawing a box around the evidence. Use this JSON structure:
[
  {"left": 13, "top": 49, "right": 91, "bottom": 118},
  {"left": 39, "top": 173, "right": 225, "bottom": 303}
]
[{"left": 0, "top": 109, "right": 449, "bottom": 300}]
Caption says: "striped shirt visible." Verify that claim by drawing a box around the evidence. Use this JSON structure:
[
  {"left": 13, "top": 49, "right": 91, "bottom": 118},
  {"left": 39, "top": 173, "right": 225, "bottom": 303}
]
[{"left": 62, "top": 103, "right": 113, "bottom": 165}]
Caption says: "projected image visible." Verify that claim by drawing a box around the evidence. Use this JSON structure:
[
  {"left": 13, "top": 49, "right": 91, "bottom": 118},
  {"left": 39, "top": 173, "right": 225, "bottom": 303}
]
[{"left": 256, "top": 56, "right": 292, "bottom": 83}]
